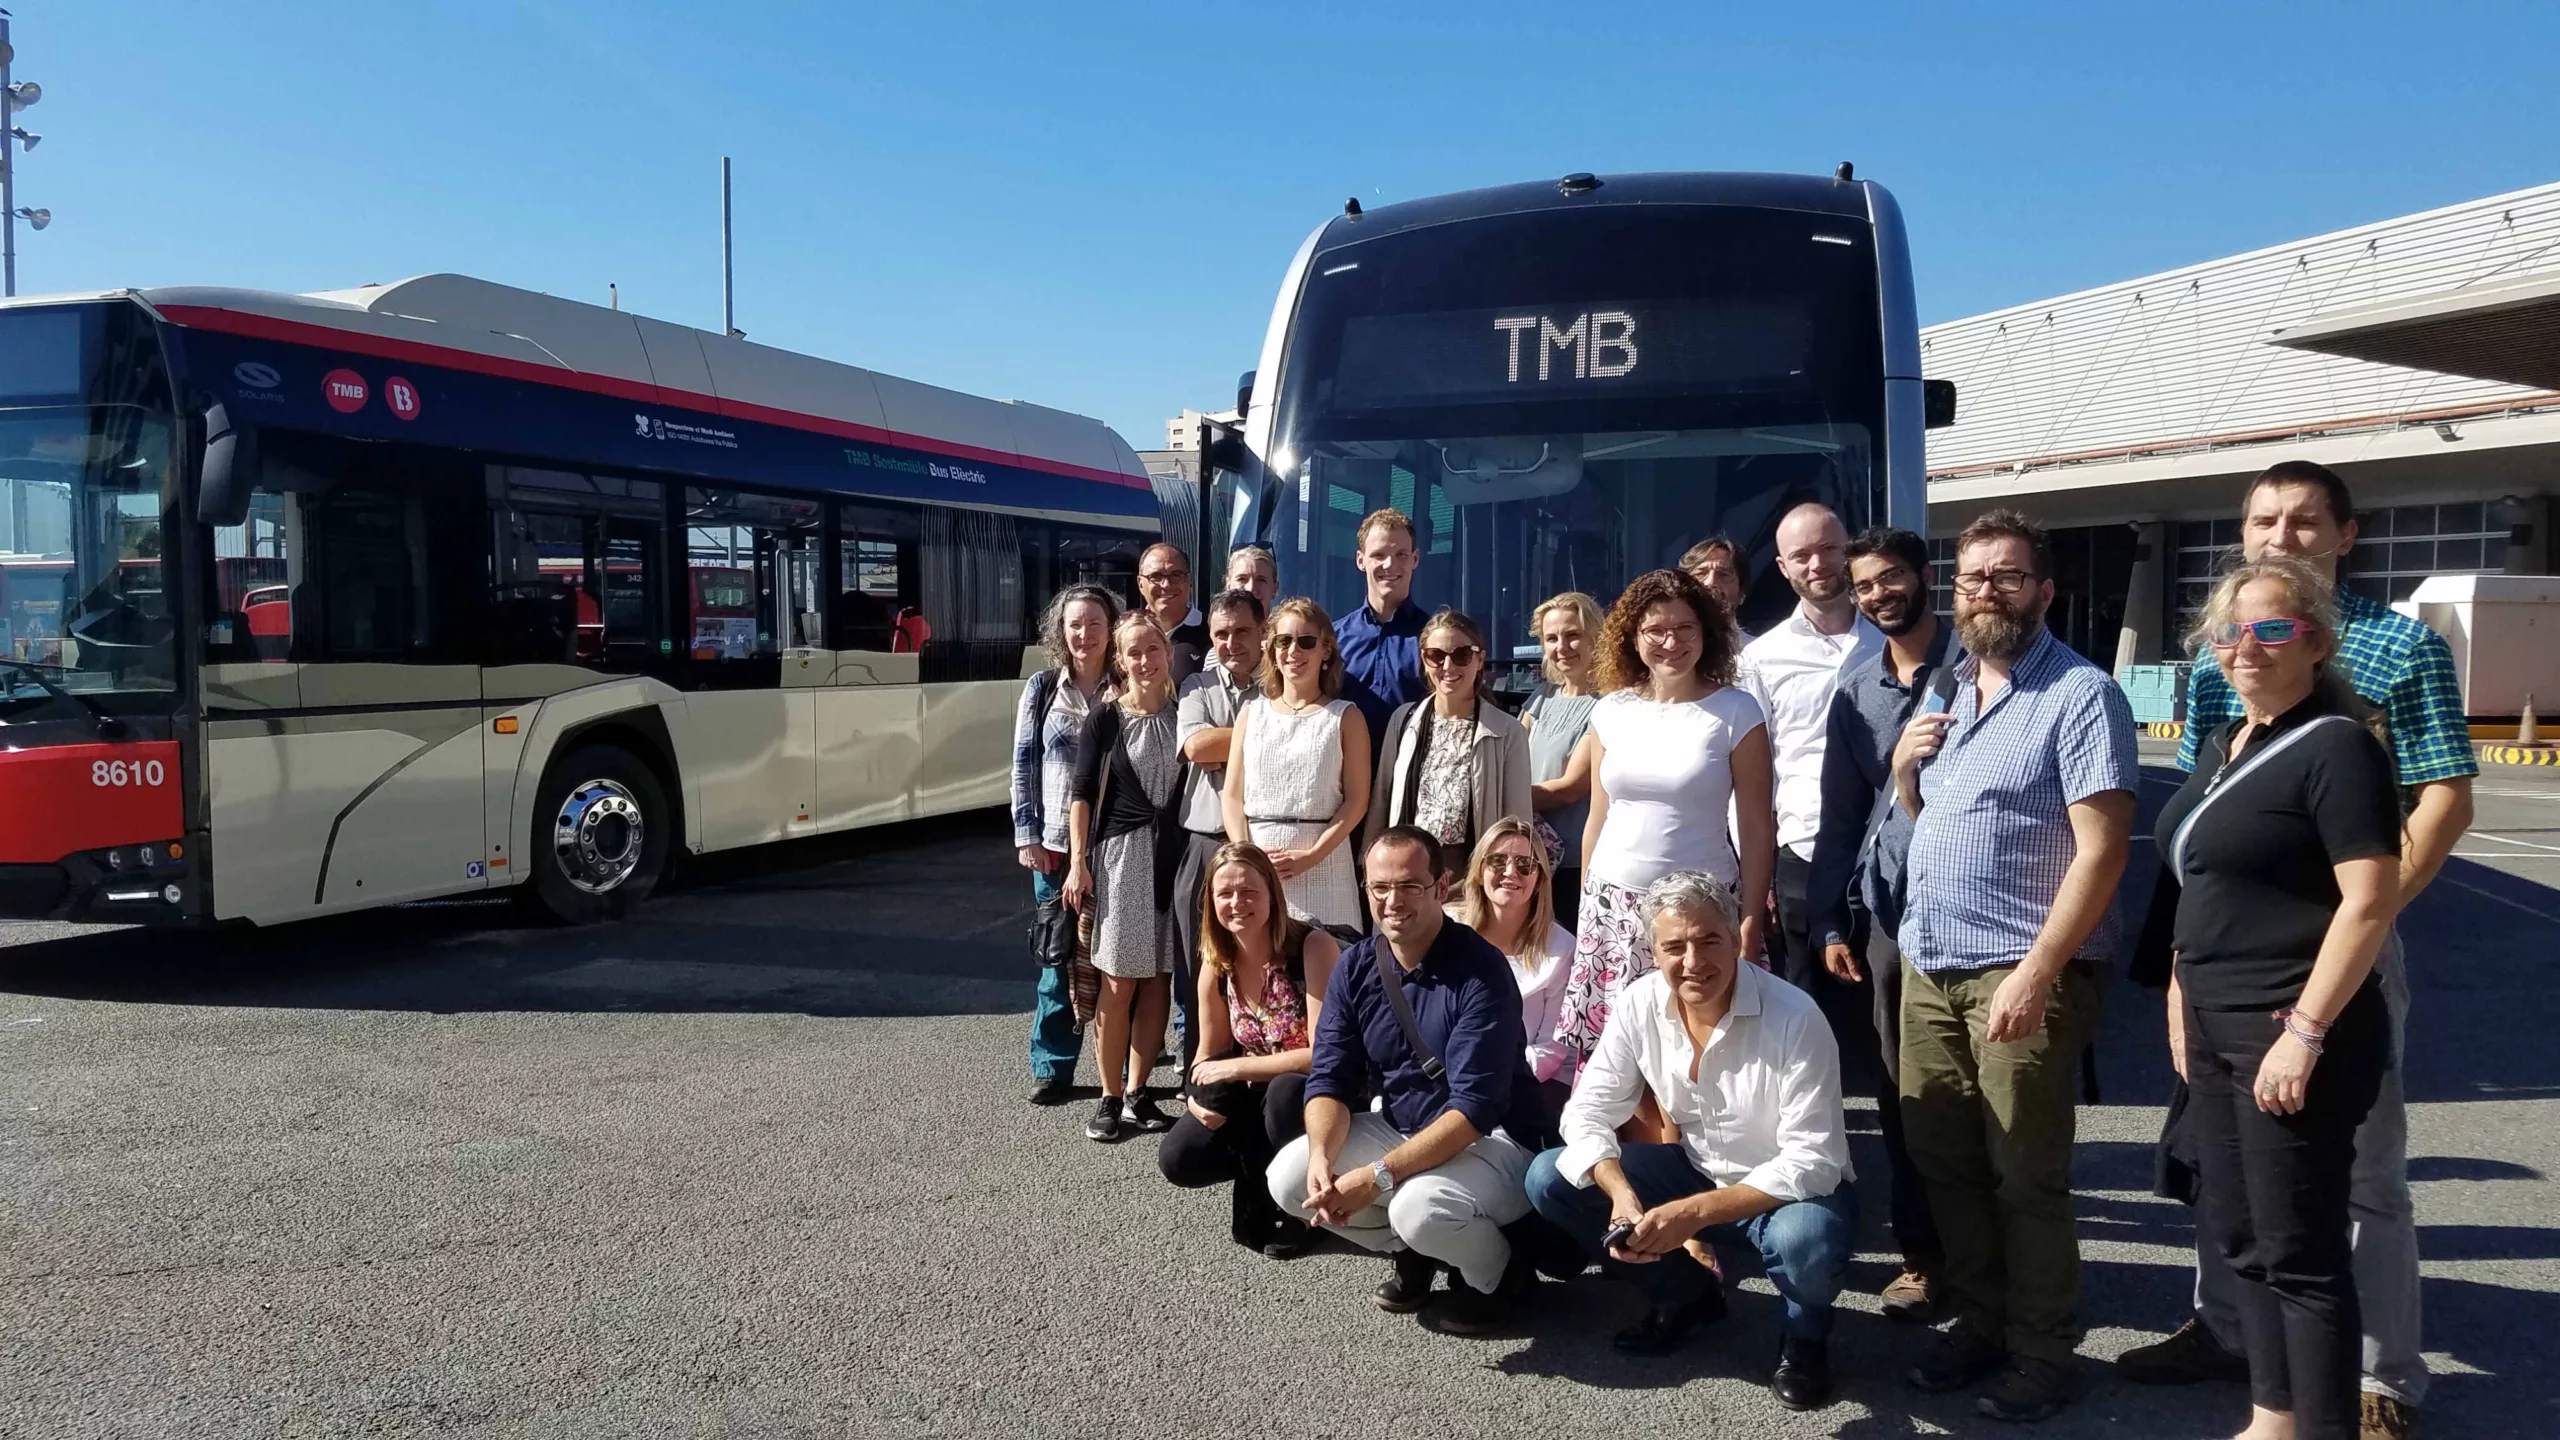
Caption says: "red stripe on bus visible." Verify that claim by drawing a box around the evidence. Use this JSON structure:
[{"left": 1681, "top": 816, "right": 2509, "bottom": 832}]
[{"left": 155, "top": 304, "right": 1153, "bottom": 492}]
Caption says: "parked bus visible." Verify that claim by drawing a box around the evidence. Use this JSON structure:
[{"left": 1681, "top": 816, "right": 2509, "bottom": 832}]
[
  {"left": 0, "top": 275, "right": 1157, "bottom": 926},
  {"left": 1223, "top": 169, "right": 1949, "bottom": 677}
]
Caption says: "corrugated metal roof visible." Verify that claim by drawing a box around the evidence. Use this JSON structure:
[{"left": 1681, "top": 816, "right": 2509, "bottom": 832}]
[{"left": 1921, "top": 180, "right": 2560, "bottom": 479}]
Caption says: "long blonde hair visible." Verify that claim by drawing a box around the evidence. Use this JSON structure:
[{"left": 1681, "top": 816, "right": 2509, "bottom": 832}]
[
  {"left": 1531, "top": 591, "right": 1604, "bottom": 688},
  {"left": 1452, "top": 817, "right": 1561, "bottom": 967},
  {"left": 1197, "top": 842, "right": 1310, "bottom": 979}
]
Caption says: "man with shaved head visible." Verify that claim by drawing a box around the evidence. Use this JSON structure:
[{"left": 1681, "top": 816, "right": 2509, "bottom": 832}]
[{"left": 1740, "top": 503, "right": 1883, "bottom": 1018}]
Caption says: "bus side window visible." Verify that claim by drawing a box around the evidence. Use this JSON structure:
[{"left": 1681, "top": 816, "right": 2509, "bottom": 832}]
[
  {"left": 916, "top": 508, "right": 1025, "bottom": 682},
  {"left": 835, "top": 501, "right": 920, "bottom": 656},
  {"left": 683, "top": 488, "right": 820, "bottom": 687},
  {"left": 487, "top": 469, "right": 666, "bottom": 675},
  {"left": 206, "top": 491, "right": 295, "bottom": 665}
]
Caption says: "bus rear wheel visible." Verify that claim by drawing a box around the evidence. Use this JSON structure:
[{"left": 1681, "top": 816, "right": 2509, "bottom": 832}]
[{"left": 524, "top": 745, "right": 670, "bottom": 924}]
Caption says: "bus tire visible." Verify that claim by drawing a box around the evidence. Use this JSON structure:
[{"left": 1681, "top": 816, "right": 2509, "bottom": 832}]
[{"left": 524, "top": 745, "right": 670, "bottom": 924}]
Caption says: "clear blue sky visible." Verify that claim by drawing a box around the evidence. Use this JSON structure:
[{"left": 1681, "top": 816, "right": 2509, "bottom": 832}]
[{"left": 14, "top": 0, "right": 2555, "bottom": 447}]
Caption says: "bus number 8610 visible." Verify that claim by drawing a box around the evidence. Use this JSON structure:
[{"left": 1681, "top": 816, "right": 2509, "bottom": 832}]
[{"left": 93, "top": 759, "right": 168, "bottom": 788}]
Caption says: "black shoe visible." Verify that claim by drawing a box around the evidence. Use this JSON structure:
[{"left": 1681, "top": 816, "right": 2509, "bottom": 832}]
[
  {"left": 1611, "top": 1285, "right": 1728, "bottom": 1355},
  {"left": 1373, "top": 1249, "right": 1440, "bottom": 1313},
  {"left": 1261, "top": 1216, "right": 1316, "bottom": 1260},
  {"left": 1421, "top": 1255, "right": 1531, "bottom": 1337},
  {"left": 1028, "top": 1073, "right": 1075, "bottom": 1106},
  {"left": 1083, "top": 1095, "right": 1125, "bottom": 1143},
  {"left": 1771, "top": 1337, "right": 1835, "bottom": 1411},
  {"left": 2114, "top": 1316, "right": 2249, "bottom": 1385},
  {"left": 1121, "top": 1094, "right": 1175, "bottom": 1134},
  {"left": 1907, "top": 1325, "right": 2008, "bottom": 1393},
  {"left": 1975, "top": 1356, "right": 2074, "bottom": 1423}
]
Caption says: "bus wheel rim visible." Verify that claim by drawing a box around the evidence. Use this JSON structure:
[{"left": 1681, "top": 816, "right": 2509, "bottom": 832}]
[{"left": 553, "top": 779, "right": 645, "bottom": 895}]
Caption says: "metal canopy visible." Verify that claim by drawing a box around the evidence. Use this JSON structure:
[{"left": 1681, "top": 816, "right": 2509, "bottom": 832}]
[{"left": 2268, "top": 270, "right": 2560, "bottom": 392}]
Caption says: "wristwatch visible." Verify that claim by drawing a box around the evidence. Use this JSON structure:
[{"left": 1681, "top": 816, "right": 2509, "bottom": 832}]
[{"left": 1371, "top": 1159, "right": 1397, "bottom": 1194}]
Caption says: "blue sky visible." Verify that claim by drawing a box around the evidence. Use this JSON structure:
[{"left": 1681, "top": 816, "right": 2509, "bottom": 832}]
[{"left": 13, "top": 1, "right": 2554, "bottom": 447}]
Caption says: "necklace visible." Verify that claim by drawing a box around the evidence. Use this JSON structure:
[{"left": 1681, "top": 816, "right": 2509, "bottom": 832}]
[{"left": 1273, "top": 692, "right": 1320, "bottom": 714}]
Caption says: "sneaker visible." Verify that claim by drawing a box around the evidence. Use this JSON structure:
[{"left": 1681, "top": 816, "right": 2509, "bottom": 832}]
[
  {"left": 1975, "top": 1356, "right": 2074, "bottom": 1423},
  {"left": 1121, "top": 1094, "right": 1175, "bottom": 1134},
  {"left": 1907, "top": 1325, "right": 2007, "bottom": 1394},
  {"left": 1770, "top": 1336, "right": 1835, "bottom": 1411},
  {"left": 1880, "top": 1267, "right": 1941, "bottom": 1323},
  {"left": 1083, "top": 1095, "right": 1125, "bottom": 1143},
  {"left": 2359, "top": 1392, "right": 2416, "bottom": 1440},
  {"left": 2115, "top": 1317, "right": 2250, "bottom": 1385},
  {"left": 1611, "top": 1286, "right": 1727, "bottom": 1355},
  {"left": 1028, "top": 1073, "right": 1075, "bottom": 1106},
  {"left": 1373, "top": 1249, "right": 1440, "bottom": 1313}
]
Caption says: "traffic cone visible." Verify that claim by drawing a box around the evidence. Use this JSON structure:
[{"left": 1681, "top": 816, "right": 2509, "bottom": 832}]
[{"left": 2522, "top": 693, "right": 2541, "bottom": 748}]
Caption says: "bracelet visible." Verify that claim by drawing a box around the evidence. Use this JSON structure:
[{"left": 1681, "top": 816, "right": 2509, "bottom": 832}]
[
  {"left": 2275, "top": 1006, "right": 2334, "bottom": 1035},
  {"left": 2272, "top": 1008, "right": 2328, "bottom": 1055}
]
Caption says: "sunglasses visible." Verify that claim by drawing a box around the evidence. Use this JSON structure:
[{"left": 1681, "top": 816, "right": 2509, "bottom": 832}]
[
  {"left": 1423, "top": 645, "right": 1481, "bottom": 668},
  {"left": 1482, "top": 854, "right": 1542, "bottom": 878},
  {"left": 1271, "top": 633, "right": 1322, "bottom": 652},
  {"left": 2208, "top": 617, "right": 2309, "bottom": 648}
]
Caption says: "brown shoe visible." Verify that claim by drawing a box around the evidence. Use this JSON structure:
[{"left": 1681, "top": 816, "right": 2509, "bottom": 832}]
[
  {"left": 1879, "top": 1267, "right": 1939, "bottom": 1323},
  {"left": 2360, "top": 1392, "right": 2416, "bottom": 1440}
]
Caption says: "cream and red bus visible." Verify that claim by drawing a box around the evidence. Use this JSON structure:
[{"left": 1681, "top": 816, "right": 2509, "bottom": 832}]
[{"left": 0, "top": 275, "right": 1156, "bottom": 926}]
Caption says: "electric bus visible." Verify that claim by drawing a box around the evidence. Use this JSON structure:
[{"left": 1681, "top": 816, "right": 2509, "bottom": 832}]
[
  {"left": 1226, "top": 169, "right": 1947, "bottom": 675},
  {"left": 0, "top": 275, "right": 1157, "bottom": 927}
]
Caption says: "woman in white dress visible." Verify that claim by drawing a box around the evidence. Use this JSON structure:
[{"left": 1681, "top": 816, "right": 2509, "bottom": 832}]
[
  {"left": 1221, "top": 598, "right": 1370, "bottom": 932},
  {"left": 1554, "top": 567, "right": 1774, "bottom": 1077}
]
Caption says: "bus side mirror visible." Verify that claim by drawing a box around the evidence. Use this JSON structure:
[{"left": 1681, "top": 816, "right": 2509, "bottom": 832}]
[
  {"left": 1203, "top": 425, "right": 1248, "bottom": 476},
  {"left": 1923, "top": 378, "right": 1958, "bottom": 429},
  {"left": 1235, "top": 370, "right": 1256, "bottom": 416},
  {"left": 199, "top": 400, "right": 258, "bottom": 527}
]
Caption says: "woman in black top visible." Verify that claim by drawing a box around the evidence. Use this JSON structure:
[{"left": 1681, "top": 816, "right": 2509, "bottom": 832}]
[{"left": 2152, "top": 558, "right": 2402, "bottom": 1440}]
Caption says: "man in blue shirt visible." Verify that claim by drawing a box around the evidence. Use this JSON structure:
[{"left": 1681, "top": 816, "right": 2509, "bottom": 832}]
[
  {"left": 1267, "top": 826, "right": 1539, "bottom": 1334},
  {"left": 1891, "top": 509, "right": 2139, "bottom": 1425},
  {"left": 1333, "top": 508, "right": 1430, "bottom": 756}
]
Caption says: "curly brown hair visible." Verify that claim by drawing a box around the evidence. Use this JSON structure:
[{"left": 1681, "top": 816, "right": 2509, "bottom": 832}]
[{"left": 1597, "top": 568, "right": 1738, "bottom": 694}]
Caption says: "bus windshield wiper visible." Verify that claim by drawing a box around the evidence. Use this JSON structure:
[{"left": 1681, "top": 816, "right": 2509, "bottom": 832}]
[{"left": 0, "top": 660, "right": 128, "bottom": 738}]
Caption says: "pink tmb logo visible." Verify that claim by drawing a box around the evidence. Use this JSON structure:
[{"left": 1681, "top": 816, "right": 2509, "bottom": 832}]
[
  {"left": 322, "top": 369, "right": 370, "bottom": 414},
  {"left": 384, "top": 376, "right": 421, "bottom": 421}
]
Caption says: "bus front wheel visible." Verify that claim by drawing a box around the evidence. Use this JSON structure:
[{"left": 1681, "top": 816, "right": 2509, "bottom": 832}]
[{"left": 525, "top": 745, "right": 670, "bottom": 924}]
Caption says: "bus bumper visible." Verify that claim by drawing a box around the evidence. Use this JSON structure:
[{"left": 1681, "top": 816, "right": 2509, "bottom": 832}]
[{"left": 0, "top": 841, "right": 200, "bottom": 924}]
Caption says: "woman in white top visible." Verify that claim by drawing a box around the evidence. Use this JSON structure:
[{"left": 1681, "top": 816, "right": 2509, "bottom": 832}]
[
  {"left": 1555, "top": 567, "right": 1774, "bottom": 1073},
  {"left": 1221, "top": 598, "right": 1371, "bottom": 930},
  {"left": 1449, "top": 817, "right": 1577, "bottom": 1145}
]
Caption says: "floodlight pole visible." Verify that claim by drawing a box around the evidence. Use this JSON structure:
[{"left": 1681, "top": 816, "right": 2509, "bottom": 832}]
[
  {"left": 2, "top": 11, "right": 16, "bottom": 298},
  {"left": 720, "top": 156, "right": 734, "bottom": 337}
]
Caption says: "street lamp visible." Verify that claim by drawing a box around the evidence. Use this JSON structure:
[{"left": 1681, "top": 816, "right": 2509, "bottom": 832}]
[
  {"left": 12, "top": 206, "right": 43, "bottom": 230},
  {"left": 0, "top": 9, "right": 46, "bottom": 297}
]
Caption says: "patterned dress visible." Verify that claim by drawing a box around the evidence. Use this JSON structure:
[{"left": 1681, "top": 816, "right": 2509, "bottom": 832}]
[
  {"left": 1552, "top": 878, "right": 1653, "bottom": 1073},
  {"left": 1225, "top": 940, "right": 1311, "bottom": 1056},
  {"left": 1087, "top": 706, "right": 1182, "bottom": 980},
  {"left": 1239, "top": 697, "right": 1360, "bottom": 928}
]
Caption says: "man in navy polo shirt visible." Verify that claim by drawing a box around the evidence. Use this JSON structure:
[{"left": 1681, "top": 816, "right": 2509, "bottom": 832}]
[{"left": 1334, "top": 508, "right": 1429, "bottom": 757}]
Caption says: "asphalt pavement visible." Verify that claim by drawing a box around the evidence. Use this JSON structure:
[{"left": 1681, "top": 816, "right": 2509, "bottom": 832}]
[{"left": 5, "top": 752, "right": 2559, "bottom": 1438}]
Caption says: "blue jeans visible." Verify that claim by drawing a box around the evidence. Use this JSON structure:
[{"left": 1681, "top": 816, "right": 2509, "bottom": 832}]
[
  {"left": 1526, "top": 1142, "right": 1858, "bottom": 1340},
  {"left": 1029, "top": 866, "right": 1083, "bottom": 1082}
]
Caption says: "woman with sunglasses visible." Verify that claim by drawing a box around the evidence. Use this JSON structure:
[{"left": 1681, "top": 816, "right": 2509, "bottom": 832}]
[
  {"left": 1555, "top": 569, "right": 1774, "bottom": 1079},
  {"left": 1222, "top": 599, "right": 1370, "bottom": 931},
  {"left": 2152, "top": 558, "right": 2402, "bottom": 1440},
  {"left": 1364, "top": 609, "right": 1533, "bottom": 875},
  {"left": 1012, "top": 583, "right": 1121, "bottom": 1106},
  {"left": 1449, "top": 817, "right": 1577, "bottom": 1142},
  {"left": 1525, "top": 592, "right": 1605, "bottom": 930},
  {"left": 1160, "top": 841, "right": 1339, "bottom": 1257}
]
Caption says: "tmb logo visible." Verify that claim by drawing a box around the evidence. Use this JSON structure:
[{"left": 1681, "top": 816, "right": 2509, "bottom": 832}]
[
  {"left": 384, "top": 376, "right": 422, "bottom": 421},
  {"left": 322, "top": 369, "right": 370, "bottom": 414},
  {"left": 232, "top": 361, "right": 283, "bottom": 390}
]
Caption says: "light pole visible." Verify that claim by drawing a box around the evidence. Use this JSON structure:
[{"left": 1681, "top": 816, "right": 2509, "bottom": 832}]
[
  {"left": 720, "top": 156, "right": 739, "bottom": 338},
  {"left": 1, "top": 8, "right": 50, "bottom": 299}
]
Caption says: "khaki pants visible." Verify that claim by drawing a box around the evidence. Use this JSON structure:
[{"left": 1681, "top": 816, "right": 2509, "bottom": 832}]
[{"left": 1899, "top": 957, "right": 2102, "bottom": 1364}]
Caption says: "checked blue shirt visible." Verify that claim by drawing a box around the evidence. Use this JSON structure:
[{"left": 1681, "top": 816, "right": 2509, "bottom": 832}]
[
  {"left": 2177, "top": 586, "right": 2477, "bottom": 787},
  {"left": 1899, "top": 629, "right": 2142, "bottom": 975}
]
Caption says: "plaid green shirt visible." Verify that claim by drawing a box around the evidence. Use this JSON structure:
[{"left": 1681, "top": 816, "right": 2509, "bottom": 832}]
[{"left": 2177, "top": 587, "right": 2478, "bottom": 785}]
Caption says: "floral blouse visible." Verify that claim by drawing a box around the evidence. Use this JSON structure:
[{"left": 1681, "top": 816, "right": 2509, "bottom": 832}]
[{"left": 1226, "top": 954, "right": 1310, "bottom": 1056}]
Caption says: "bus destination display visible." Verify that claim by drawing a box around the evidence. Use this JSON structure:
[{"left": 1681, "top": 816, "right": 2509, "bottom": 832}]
[{"left": 1328, "top": 299, "right": 1814, "bottom": 411}]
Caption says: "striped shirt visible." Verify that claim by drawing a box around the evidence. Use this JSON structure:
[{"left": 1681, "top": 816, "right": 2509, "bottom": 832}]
[
  {"left": 2177, "top": 587, "right": 2476, "bottom": 787},
  {"left": 1899, "top": 629, "right": 2141, "bottom": 975}
]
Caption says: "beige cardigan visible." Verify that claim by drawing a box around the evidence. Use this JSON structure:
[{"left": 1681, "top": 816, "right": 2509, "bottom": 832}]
[{"left": 1363, "top": 696, "right": 1534, "bottom": 857}]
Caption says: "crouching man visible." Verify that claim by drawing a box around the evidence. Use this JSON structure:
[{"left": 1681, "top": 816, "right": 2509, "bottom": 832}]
[
  {"left": 1268, "top": 825, "right": 1545, "bottom": 1334},
  {"left": 1525, "top": 870, "right": 1857, "bottom": 1411}
]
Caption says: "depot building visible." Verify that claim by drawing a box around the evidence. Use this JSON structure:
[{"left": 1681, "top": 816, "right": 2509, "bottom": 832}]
[{"left": 1921, "top": 178, "right": 2560, "bottom": 719}]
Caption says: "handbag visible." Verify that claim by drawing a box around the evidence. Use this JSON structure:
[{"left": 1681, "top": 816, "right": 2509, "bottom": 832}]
[{"left": 1029, "top": 894, "right": 1076, "bottom": 969}]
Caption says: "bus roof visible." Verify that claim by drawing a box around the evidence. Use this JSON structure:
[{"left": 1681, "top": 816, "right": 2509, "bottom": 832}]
[
  {"left": 1, "top": 274, "right": 1148, "bottom": 491},
  {"left": 1314, "top": 170, "right": 1876, "bottom": 250}
]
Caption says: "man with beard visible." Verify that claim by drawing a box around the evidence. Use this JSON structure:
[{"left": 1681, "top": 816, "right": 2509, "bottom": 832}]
[
  {"left": 1804, "top": 526, "right": 1956, "bottom": 1325},
  {"left": 1741, "top": 504, "right": 1883, "bottom": 996},
  {"left": 1889, "top": 509, "right": 2137, "bottom": 1424}
]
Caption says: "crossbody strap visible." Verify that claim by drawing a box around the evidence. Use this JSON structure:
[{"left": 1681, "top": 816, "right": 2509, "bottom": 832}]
[
  {"left": 2169, "top": 713, "right": 2357, "bottom": 878},
  {"left": 1372, "top": 944, "right": 1448, "bottom": 1101}
]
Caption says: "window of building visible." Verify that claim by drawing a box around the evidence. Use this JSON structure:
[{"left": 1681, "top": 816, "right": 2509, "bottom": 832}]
[{"left": 2344, "top": 501, "right": 2511, "bottom": 605}]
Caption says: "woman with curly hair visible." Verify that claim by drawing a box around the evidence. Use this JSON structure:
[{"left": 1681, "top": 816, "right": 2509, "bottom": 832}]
[
  {"left": 1553, "top": 568, "right": 1774, "bottom": 1077},
  {"left": 1011, "top": 583, "right": 1121, "bottom": 1106}
]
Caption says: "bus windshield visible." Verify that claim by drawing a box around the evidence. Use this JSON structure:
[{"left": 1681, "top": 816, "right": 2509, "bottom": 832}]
[
  {"left": 0, "top": 307, "right": 181, "bottom": 720},
  {"left": 1261, "top": 202, "right": 1884, "bottom": 670}
]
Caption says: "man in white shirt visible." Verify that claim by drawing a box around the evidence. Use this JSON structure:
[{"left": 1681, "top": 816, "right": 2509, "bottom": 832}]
[
  {"left": 1524, "top": 869, "right": 1857, "bottom": 1412},
  {"left": 1740, "top": 503, "right": 1882, "bottom": 1005}
]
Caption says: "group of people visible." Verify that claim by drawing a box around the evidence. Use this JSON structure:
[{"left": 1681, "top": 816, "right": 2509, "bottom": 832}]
[{"left": 1005, "top": 462, "right": 2470, "bottom": 1439}]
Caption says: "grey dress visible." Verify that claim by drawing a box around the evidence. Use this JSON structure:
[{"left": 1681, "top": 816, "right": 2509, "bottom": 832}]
[
  {"left": 1088, "top": 706, "right": 1183, "bottom": 980},
  {"left": 1525, "top": 689, "right": 1600, "bottom": 863}
]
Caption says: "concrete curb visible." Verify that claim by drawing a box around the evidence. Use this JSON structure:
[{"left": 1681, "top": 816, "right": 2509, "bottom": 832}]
[{"left": 2480, "top": 745, "right": 2560, "bottom": 767}]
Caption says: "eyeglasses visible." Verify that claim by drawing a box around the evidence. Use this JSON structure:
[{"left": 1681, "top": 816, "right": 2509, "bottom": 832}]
[
  {"left": 1271, "top": 633, "right": 1322, "bottom": 652},
  {"left": 1638, "top": 624, "right": 1698, "bottom": 647},
  {"left": 1952, "top": 569, "right": 2035, "bottom": 596},
  {"left": 1138, "top": 568, "right": 1188, "bottom": 584},
  {"left": 2208, "top": 617, "right": 2308, "bottom": 648},
  {"left": 1366, "top": 879, "right": 1434, "bottom": 901},
  {"left": 1482, "top": 854, "right": 1542, "bottom": 878},
  {"left": 1422, "top": 645, "right": 1481, "bottom": 668}
]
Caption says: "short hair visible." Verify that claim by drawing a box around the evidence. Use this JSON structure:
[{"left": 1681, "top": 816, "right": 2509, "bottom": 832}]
[
  {"left": 1260, "top": 597, "right": 1344, "bottom": 700},
  {"left": 1953, "top": 508, "right": 2055, "bottom": 580},
  {"left": 1205, "top": 589, "right": 1267, "bottom": 626},
  {"left": 1678, "top": 535, "right": 1744, "bottom": 579},
  {"left": 1368, "top": 823, "right": 1448, "bottom": 879},
  {"left": 1038, "top": 584, "right": 1121, "bottom": 672},
  {"left": 1419, "top": 607, "right": 1493, "bottom": 701},
  {"left": 1355, "top": 507, "right": 1417, "bottom": 553},
  {"left": 1530, "top": 591, "right": 1604, "bottom": 686},
  {"left": 2246, "top": 460, "right": 2356, "bottom": 530},
  {"left": 1137, "top": 541, "right": 1191, "bottom": 575},
  {"left": 2188, "top": 556, "right": 2388, "bottom": 760},
  {"left": 1596, "top": 568, "right": 1739, "bottom": 694},
  {"left": 1847, "top": 525, "right": 1930, "bottom": 579},
  {"left": 1643, "top": 869, "right": 1741, "bottom": 933}
]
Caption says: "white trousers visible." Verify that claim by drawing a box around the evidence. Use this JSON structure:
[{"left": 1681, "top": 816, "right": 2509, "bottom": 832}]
[{"left": 1266, "top": 1113, "right": 1533, "bottom": 1294}]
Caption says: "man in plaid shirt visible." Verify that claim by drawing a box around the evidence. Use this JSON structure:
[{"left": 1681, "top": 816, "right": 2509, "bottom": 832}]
[{"left": 2120, "top": 460, "right": 2476, "bottom": 1440}]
